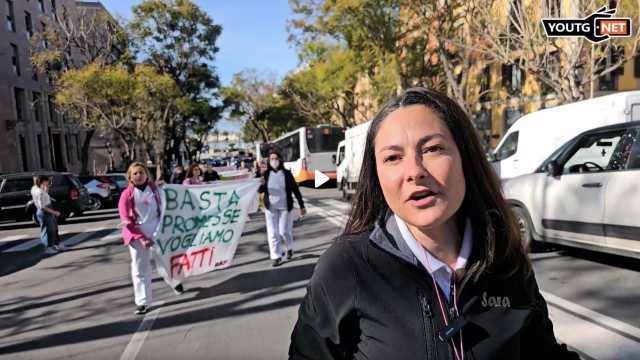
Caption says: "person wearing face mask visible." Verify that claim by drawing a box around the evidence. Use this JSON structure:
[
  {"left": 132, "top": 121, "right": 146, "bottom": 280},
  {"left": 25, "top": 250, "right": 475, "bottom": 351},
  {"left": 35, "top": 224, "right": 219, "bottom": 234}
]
[
  {"left": 258, "top": 150, "right": 306, "bottom": 267},
  {"left": 119, "top": 162, "right": 184, "bottom": 315},
  {"left": 31, "top": 175, "right": 62, "bottom": 255},
  {"left": 289, "top": 88, "right": 579, "bottom": 360}
]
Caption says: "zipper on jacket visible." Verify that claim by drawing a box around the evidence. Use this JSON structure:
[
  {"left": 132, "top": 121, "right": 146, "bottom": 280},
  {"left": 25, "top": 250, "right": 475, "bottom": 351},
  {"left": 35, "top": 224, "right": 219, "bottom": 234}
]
[{"left": 418, "top": 291, "right": 438, "bottom": 360}]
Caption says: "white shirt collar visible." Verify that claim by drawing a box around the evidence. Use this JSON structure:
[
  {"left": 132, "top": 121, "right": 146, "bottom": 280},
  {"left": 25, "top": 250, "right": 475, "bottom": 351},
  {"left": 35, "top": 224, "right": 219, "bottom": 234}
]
[{"left": 394, "top": 214, "right": 472, "bottom": 299}]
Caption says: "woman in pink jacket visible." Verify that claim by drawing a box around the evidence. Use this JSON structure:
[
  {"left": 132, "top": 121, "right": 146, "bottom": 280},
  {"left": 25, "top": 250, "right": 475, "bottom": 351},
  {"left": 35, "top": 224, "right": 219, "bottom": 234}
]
[
  {"left": 118, "top": 162, "right": 183, "bottom": 315},
  {"left": 182, "top": 163, "right": 203, "bottom": 185}
]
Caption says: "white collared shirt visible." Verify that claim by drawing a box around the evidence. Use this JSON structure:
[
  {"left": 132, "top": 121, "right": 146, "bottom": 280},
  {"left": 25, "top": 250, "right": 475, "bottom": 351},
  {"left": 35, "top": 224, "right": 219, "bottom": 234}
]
[
  {"left": 133, "top": 185, "right": 160, "bottom": 240},
  {"left": 31, "top": 186, "right": 51, "bottom": 210},
  {"left": 394, "top": 214, "right": 472, "bottom": 300}
]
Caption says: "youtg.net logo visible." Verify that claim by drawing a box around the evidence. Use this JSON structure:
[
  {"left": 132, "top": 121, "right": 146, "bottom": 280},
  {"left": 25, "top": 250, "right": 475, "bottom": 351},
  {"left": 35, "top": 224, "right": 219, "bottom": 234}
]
[{"left": 542, "top": 6, "right": 632, "bottom": 43}]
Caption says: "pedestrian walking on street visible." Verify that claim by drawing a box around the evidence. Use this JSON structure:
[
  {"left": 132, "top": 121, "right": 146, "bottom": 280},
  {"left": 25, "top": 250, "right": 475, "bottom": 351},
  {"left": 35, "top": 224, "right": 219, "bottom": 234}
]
[
  {"left": 119, "top": 162, "right": 184, "bottom": 316},
  {"left": 31, "top": 175, "right": 63, "bottom": 254},
  {"left": 258, "top": 150, "right": 306, "bottom": 267},
  {"left": 170, "top": 165, "right": 186, "bottom": 184},
  {"left": 183, "top": 163, "right": 203, "bottom": 185},
  {"left": 289, "top": 88, "right": 579, "bottom": 359},
  {"left": 203, "top": 164, "right": 221, "bottom": 182}
]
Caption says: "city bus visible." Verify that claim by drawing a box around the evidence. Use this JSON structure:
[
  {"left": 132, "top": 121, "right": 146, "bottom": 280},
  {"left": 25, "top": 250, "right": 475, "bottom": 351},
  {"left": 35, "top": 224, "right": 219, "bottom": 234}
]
[{"left": 259, "top": 125, "right": 345, "bottom": 184}]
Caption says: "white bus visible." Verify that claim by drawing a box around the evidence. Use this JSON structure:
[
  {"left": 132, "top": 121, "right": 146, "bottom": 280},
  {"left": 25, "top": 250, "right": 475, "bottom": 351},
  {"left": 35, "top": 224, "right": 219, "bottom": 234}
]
[{"left": 261, "top": 125, "right": 345, "bottom": 184}]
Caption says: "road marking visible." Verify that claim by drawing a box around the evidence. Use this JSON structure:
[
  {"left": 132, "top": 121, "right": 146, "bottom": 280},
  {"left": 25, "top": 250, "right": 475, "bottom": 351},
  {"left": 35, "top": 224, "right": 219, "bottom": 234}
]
[
  {"left": 120, "top": 301, "right": 165, "bottom": 360},
  {"left": 305, "top": 203, "right": 346, "bottom": 228},
  {"left": 542, "top": 290, "right": 640, "bottom": 360}
]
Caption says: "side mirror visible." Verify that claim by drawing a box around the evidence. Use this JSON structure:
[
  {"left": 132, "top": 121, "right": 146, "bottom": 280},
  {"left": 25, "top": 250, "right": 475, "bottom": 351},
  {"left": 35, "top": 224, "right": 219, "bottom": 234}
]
[
  {"left": 331, "top": 154, "right": 336, "bottom": 164},
  {"left": 545, "top": 160, "right": 561, "bottom": 177},
  {"left": 487, "top": 151, "right": 497, "bottom": 162}
]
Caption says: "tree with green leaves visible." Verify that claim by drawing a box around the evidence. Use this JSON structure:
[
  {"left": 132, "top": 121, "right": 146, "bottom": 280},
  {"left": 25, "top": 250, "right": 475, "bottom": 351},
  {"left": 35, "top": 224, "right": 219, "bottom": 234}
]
[
  {"left": 30, "top": 4, "right": 131, "bottom": 174},
  {"left": 55, "top": 63, "right": 188, "bottom": 179},
  {"left": 129, "top": 0, "right": 224, "bottom": 166}
]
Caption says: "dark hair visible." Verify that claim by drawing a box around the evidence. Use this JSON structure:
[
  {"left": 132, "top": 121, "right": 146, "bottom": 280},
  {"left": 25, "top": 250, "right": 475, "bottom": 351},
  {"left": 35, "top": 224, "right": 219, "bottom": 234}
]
[
  {"left": 267, "top": 149, "right": 285, "bottom": 171},
  {"left": 34, "top": 175, "right": 49, "bottom": 187},
  {"left": 186, "top": 163, "right": 202, "bottom": 178},
  {"left": 343, "top": 87, "right": 529, "bottom": 277}
]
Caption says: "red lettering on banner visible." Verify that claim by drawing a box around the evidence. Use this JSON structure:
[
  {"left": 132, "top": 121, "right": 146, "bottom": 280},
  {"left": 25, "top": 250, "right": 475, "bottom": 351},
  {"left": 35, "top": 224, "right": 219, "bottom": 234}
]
[
  {"left": 170, "top": 253, "right": 192, "bottom": 278},
  {"left": 190, "top": 247, "right": 209, "bottom": 267}
]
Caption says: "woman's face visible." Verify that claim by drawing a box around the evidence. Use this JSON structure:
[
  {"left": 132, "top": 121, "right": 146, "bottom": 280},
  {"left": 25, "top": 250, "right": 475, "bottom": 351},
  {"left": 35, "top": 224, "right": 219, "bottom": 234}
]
[
  {"left": 40, "top": 180, "right": 49, "bottom": 190},
  {"left": 193, "top": 167, "right": 201, "bottom": 177},
  {"left": 131, "top": 166, "right": 148, "bottom": 186},
  {"left": 374, "top": 105, "right": 466, "bottom": 230}
]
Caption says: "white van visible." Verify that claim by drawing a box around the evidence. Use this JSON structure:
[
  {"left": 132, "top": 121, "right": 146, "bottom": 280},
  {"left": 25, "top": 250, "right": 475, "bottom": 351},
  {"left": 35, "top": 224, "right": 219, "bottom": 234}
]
[
  {"left": 491, "top": 91, "right": 640, "bottom": 179},
  {"left": 336, "top": 120, "right": 371, "bottom": 199}
]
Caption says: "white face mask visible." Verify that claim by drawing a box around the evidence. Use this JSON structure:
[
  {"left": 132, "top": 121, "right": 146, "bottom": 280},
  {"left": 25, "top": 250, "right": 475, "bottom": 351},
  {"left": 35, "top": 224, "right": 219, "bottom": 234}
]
[{"left": 269, "top": 160, "right": 280, "bottom": 169}]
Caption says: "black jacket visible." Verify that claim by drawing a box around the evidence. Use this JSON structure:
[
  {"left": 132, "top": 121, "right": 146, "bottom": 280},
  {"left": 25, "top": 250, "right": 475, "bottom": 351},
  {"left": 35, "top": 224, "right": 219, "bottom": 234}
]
[
  {"left": 289, "top": 214, "right": 579, "bottom": 360},
  {"left": 258, "top": 168, "right": 305, "bottom": 212}
]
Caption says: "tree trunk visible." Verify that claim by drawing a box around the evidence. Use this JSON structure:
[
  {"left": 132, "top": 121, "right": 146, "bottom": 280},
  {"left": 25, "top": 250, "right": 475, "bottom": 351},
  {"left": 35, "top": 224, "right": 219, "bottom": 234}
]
[{"left": 79, "top": 129, "right": 95, "bottom": 175}]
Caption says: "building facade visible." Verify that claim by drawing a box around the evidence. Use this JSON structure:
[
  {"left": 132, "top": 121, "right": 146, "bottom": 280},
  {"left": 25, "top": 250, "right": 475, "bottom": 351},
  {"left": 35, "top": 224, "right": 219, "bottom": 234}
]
[{"left": 0, "top": 0, "right": 112, "bottom": 174}]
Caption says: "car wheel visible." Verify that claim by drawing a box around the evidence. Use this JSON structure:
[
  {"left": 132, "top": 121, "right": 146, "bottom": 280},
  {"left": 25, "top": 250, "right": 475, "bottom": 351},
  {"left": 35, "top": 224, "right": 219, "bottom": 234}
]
[
  {"left": 512, "top": 206, "right": 535, "bottom": 253},
  {"left": 89, "top": 195, "right": 103, "bottom": 210}
]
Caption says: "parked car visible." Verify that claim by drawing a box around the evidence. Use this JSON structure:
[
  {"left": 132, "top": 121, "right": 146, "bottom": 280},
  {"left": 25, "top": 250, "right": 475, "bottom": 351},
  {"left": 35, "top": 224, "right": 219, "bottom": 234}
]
[
  {"left": 95, "top": 175, "right": 124, "bottom": 196},
  {"left": 0, "top": 172, "right": 93, "bottom": 223},
  {"left": 503, "top": 121, "right": 640, "bottom": 259},
  {"left": 491, "top": 91, "right": 640, "bottom": 179},
  {"left": 105, "top": 173, "right": 128, "bottom": 192},
  {"left": 78, "top": 176, "right": 115, "bottom": 210}
]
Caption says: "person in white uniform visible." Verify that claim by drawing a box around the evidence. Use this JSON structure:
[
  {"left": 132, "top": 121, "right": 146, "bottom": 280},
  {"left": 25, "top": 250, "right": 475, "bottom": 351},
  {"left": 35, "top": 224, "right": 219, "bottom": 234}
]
[
  {"left": 258, "top": 150, "right": 306, "bottom": 267},
  {"left": 118, "top": 162, "right": 184, "bottom": 315}
]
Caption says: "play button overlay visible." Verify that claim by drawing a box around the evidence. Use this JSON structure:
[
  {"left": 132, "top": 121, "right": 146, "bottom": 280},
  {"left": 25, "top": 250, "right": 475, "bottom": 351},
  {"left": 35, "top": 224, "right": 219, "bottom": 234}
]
[{"left": 315, "top": 170, "right": 330, "bottom": 188}]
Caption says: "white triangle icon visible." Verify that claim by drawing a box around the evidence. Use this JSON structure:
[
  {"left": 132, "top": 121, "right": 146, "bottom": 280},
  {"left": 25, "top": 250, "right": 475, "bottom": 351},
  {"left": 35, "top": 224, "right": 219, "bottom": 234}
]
[{"left": 315, "top": 170, "right": 330, "bottom": 188}]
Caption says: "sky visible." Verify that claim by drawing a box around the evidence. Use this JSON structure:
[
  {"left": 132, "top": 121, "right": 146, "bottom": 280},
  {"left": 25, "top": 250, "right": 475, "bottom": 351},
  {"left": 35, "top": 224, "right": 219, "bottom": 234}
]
[{"left": 99, "top": 0, "right": 300, "bottom": 132}]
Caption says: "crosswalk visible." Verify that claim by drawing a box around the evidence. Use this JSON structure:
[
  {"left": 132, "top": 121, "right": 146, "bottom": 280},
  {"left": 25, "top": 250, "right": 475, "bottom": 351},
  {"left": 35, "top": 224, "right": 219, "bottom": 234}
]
[{"left": 308, "top": 198, "right": 640, "bottom": 360}]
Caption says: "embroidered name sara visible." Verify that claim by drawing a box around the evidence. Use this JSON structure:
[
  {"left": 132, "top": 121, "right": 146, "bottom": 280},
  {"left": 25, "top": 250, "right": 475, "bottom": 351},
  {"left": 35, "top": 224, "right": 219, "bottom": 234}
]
[{"left": 481, "top": 291, "right": 511, "bottom": 308}]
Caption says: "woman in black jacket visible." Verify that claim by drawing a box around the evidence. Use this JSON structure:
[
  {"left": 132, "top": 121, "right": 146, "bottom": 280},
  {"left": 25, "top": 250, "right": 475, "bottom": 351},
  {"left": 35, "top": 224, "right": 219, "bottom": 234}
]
[
  {"left": 289, "top": 88, "right": 579, "bottom": 360},
  {"left": 258, "top": 150, "right": 306, "bottom": 267}
]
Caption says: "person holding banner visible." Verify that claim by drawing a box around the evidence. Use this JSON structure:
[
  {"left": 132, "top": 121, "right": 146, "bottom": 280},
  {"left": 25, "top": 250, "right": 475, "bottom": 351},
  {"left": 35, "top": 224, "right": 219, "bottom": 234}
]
[
  {"left": 183, "top": 163, "right": 203, "bottom": 185},
  {"left": 289, "top": 88, "right": 578, "bottom": 359},
  {"left": 259, "top": 150, "right": 306, "bottom": 267},
  {"left": 119, "top": 162, "right": 184, "bottom": 315}
]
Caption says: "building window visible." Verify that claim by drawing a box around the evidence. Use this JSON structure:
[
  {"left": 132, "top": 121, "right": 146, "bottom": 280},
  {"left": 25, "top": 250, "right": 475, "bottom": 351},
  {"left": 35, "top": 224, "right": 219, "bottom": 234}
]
[
  {"left": 25, "top": 11, "right": 33, "bottom": 38},
  {"left": 48, "top": 95, "right": 56, "bottom": 124},
  {"left": 20, "top": 135, "right": 29, "bottom": 171},
  {"left": 38, "top": 0, "right": 45, "bottom": 12},
  {"left": 32, "top": 66, "right": 38, "bottom": 81},
  {"left": 599, "top": 47, "right": 625, "bottom": 91},
  {"left": 75, "top": 134, "right": 81, "bottom": 160},
  {"left": 479, "top": 66, "right": 491, "bottom": 103},
  {"left": 6, "top": 0, "right": 15, "bottom": 32},
  {"left": 41, "top": 22, "right": 48, "bottom": 48},
  {"left": 544, "top": 0, "right": 561, "bottom": 17},
  {"left": 37, "top": 134, "right": 45, "bottom": 168},
  {"left": 10, "top": 43, "right": 20, "bottom": 76},
  {"left": 65, "top": 134, "right": 72, "bottom": 161},
  {"left": 51, "top": 0, "right": 57, "bottom": 20},
  {"left": 502, "top": 63, "right": 524, "bottom": 95},
  {"left": 14, "top": 87, "right": 25, "bottom": 121},
  {"left": 503, "top": 106, "right": 523, "bottom": 133},
  {"left": 634, "top": 55, "right": 640, "bottom": 78},
  {"left": 33, "top": 92, "right": 42, "bottom": 122}
]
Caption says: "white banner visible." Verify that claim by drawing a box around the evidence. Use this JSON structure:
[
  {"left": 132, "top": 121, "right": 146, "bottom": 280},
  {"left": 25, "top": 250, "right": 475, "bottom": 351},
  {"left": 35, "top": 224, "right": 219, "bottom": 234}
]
[{"left": 152, "top": 179, "right": 260, "bottom": 287}]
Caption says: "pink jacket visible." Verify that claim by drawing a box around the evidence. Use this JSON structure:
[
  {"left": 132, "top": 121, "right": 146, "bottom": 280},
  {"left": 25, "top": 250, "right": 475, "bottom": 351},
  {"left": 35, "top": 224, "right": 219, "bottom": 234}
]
[
  {"left": 182, "top": 177, "right": 202, "bottom": 185},
  {"left": 118, "top": 182, "right": 162, "bottom": 246}
]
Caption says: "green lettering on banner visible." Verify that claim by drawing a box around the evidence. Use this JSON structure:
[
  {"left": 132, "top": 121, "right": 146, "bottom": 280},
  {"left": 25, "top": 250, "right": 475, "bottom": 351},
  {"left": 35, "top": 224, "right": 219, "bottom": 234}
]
[
  {"left": 181, "top": 233, "right": 196, "bottom": 249},
  {"left": 181, "top": 190, "right": 195, "bottom": 211},
  {"left": 156, "top": 238, "right": 170, "bottom": 255},
  {"left": 165, "top": 188, "right": 178, "bottom": 210},
  {"left": 228, "top": 190, "right": 240, "bottom": 207},
  {"left": 222, "top": 229, "right": 234, "bottom": 243},
  {"left": 199, "top": 191, "right": 211, "bottom": 210},
  {"left": 209, "top": 214, "right": 221, "bottom": 226},
  {"left": 184, "top": 216, "right": 198, "bottom": 232},
  {"left": 230, "top": 209, "right": 241, "bottom": 224},
  {"left": 201, "top": 230, "right": 214, "bottom": 245},
  {"left": 212, "top": 229, "right": 226, "bottom": 242},
  {"left": 170, "top": 235, "right": 182, "bottom": 252},
  {"left": 173, "top": 215, "right": 186, "bottom": 234},
  {"left": 213, "top": 192, "right": 226, "bottom": 212},
  {"left": 161, "top": 215, "right": 174, "bottom": 234}
]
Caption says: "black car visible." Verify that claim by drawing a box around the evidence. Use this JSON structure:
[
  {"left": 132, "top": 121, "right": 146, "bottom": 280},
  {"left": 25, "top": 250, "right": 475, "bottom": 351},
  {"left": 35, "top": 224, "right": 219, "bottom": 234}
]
[{"left": 0, "top": 172, "right": 93, "bottom": 223}]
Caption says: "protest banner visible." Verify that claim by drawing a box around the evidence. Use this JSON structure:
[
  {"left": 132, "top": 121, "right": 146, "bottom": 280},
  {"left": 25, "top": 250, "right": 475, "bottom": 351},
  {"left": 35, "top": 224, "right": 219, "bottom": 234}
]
[{"left": 152, "top": 179, "right": 260, "bottom": 287}]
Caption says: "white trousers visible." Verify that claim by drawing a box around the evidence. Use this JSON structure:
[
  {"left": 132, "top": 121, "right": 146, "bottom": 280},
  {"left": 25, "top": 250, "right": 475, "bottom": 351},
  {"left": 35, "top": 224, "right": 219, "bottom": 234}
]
[
  {"left": 265, "top": 208, "right": 294, "bottom": 260},
  {"left": 129, "top": 240, "right": 152, "bottom": 306}
]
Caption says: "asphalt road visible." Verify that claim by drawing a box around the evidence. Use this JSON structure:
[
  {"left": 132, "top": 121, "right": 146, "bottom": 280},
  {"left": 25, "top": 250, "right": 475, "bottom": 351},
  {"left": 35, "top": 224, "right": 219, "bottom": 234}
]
[{"left": 0, "top": 187, "right": 638, "bottom": 359}]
